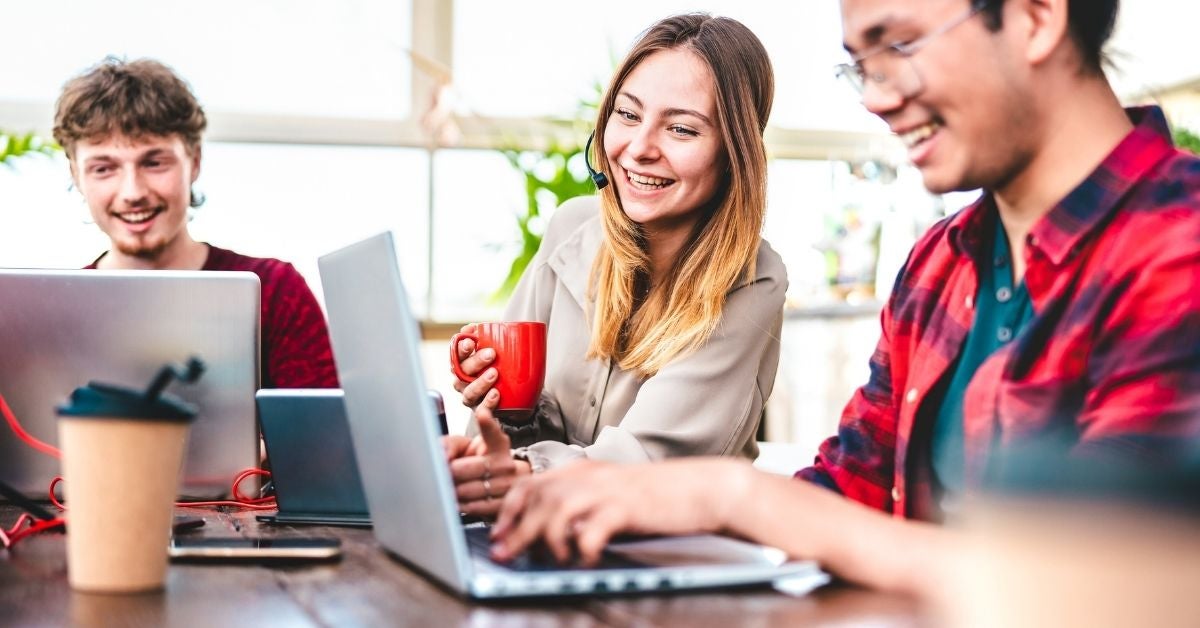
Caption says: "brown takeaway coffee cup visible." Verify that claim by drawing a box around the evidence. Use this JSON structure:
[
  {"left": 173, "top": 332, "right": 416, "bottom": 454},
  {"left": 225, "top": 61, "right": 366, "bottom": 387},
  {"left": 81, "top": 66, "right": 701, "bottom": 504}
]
[{"left": 57, "top": 359, "right": 203, "bottom": 593}]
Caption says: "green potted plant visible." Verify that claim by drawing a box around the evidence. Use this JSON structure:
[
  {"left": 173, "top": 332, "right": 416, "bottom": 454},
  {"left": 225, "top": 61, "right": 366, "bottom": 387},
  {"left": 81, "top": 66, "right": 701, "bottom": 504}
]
[
  {"left": 492, "top": 144, "right": 595, "bottom": 302},
  {"left": 1174, "top": 127, "right": 1200, "bottom": 155},
  {"left": 1, "top": 130, "right": 60, "bottom": 164},
  {"left": 491, "top": 84, "right": 604, "bottom": 302}
]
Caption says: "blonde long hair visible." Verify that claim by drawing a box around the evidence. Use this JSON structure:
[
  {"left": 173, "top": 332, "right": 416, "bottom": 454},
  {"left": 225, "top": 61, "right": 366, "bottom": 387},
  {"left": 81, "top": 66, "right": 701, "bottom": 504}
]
[{"left": 587, "top": 14, "right": 774, "bottom": 377}]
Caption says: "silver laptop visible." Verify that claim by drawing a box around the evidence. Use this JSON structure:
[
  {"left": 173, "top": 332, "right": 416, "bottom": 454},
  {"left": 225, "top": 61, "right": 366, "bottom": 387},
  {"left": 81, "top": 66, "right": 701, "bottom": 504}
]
[
  {"left": 318, "top": 232, "right": 824, "bottom": 598},
  {"left": 256, "top": 389, "right": 371, "bottom": 527},
  {"left": 0, "top": 269, "right": 260, "bottom": 498}
]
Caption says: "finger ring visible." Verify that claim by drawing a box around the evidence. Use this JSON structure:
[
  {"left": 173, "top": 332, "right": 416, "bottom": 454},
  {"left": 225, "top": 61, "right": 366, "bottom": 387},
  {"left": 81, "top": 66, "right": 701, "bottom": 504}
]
[
  {"left": 483, "top": 458, "right": 492, "bottom": 482},
  {"left": 483, "top": 477, "right": 493, "bottom": 501}
]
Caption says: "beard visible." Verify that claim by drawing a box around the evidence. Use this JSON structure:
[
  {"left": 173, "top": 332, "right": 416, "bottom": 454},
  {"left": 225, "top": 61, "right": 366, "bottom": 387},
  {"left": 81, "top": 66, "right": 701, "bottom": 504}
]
[
  {"left": 113, "top": 235, "right": 171, "bottom": 260},
  {"left": 105, "top": 213, "right": 179, "bottom": 261}
]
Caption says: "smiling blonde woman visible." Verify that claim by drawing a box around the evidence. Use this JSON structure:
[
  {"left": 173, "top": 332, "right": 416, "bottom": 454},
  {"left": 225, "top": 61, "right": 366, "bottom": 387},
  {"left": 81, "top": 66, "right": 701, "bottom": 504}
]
[{"left": 446, "top": 13, "right": 786, "bottom": 516}]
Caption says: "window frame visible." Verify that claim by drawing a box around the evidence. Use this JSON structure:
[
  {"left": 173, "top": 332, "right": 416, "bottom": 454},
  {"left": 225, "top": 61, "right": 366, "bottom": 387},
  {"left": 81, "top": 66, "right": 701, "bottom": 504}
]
[{"left": 0, "top": 0, "right": 900, "bottom": 322}]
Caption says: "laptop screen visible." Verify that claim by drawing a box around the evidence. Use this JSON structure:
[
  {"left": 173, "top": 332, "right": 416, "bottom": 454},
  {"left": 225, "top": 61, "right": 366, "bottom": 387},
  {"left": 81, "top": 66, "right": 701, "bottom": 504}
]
[
  {"left": 0, "top": 269, "right": 259, "bottom": 497},
  {"left": 257, "top": 389, "right": 368, "bottom": 516}
]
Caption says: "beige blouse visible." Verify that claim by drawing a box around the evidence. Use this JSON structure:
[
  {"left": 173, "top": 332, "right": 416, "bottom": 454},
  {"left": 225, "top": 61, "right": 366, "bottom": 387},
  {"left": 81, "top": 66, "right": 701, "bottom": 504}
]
[{"left": 500, "top": 195, "right": 787, "bottom": 471}]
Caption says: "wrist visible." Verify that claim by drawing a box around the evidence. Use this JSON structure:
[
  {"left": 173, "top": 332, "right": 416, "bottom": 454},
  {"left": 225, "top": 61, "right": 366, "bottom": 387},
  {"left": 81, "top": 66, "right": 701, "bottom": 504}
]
[
  {"left": 511, "top": 446, "right": 548, "bottom": 474},
  {"left": 496, "top": 410, "right": 536, "bottom": 424},
  {"left": 498, "top": 415, "right": 539, "bottom": 434},
  {"left": 711, "top": 459, "right": 758, "bottom": 535}
]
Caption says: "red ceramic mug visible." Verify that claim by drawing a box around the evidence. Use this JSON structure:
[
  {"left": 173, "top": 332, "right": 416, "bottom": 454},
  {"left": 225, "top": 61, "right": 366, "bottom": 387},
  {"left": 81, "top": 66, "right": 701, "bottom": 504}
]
[{"left": 450, "top": 321, "right": 547, "bottom": 417}]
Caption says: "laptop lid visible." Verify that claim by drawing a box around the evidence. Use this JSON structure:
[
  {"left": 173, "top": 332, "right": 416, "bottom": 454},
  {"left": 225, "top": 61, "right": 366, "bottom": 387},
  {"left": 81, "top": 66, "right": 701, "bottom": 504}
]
[
  {"left": 0, "top": 269, "right": 259, "bottom": 498},
  {"left": 320, "top": 232, "right": 474, "bottom": 592},
  {"left": 319, "top": 232, "right": 824, "bottom": 599},
  {"left": 256, "top": 389, "right": 370, "bottom": 520}
]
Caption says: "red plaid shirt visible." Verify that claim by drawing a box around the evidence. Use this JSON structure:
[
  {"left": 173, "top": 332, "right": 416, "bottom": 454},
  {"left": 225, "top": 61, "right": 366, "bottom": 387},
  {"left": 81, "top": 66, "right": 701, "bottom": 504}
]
[{"left": 797, "top": 107, "right": 1200, "bottom": 520}]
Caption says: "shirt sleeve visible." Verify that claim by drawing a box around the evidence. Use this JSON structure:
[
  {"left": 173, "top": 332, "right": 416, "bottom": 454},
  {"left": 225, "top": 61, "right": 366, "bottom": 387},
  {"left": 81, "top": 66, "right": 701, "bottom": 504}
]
[
  {"left": 261, "top": 263, "right": 340, "bottom": 388},
  {"left": 794, "top": 293, "right": 901, "bottom": 512},
  {"left": 493, "top": 198, "right": 591, "bottom": 447},
  {"left": 525, "top": 268, "right": 787, "bottom": 467}
]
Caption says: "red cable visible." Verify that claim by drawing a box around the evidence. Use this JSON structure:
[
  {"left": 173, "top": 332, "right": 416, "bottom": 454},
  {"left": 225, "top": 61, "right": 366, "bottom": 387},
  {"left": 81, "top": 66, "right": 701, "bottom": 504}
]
[
  {"left": 175, "top": 501, "right": 278, "bottom": 510},
  {"left": 176, "top": 468, "right": 276, "bottom": 509},
  {"left": 231, "top": 468, "right": 275, "bottom": 504},
  {"left": 41, "top": 469, "right": 279, "bottom": 511},
  {"left": 0, "top": 392, "right": 66, "bottom": 549},
  {"left": 48, "top": 477, "right": 65, "bottom": 510},
  {"left": 6, "top": 518, "right": 65, "bottom": 546},
  {"left": 2, "top": 467, "right": 275, "bottom": 550},
  {"left": 0, "top": 391, "right": 60, "bottom": 458},
  {"left": 1, "top": 391, "right": 279, "bottom": 549},
  {"left": 0, "top": 513, "right": 65, "bottom": 550},
  {"left": 5, "top": 514, "right": 30, "bottom": 537}
]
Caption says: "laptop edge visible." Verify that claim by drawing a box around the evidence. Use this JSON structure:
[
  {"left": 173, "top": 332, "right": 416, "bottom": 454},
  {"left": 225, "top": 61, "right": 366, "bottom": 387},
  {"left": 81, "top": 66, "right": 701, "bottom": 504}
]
[{"left": 319, "top": 232, "right": 823, "bottom": 599}]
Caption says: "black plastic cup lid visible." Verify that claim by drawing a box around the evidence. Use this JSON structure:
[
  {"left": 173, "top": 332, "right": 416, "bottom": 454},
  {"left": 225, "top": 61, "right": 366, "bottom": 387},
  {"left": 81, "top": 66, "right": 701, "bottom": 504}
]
[
  {"left": 57, "top": 381, "right": 197, "bottom": 422},
  {"left": 55, "top": 357, "right": 205, "bottom": 422}
]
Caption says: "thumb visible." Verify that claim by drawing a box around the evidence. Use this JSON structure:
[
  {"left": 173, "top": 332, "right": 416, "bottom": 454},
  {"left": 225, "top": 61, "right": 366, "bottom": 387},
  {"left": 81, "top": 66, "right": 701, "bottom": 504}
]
[{"left": 476, "top": 411, "right": 510, "bottom": 457}]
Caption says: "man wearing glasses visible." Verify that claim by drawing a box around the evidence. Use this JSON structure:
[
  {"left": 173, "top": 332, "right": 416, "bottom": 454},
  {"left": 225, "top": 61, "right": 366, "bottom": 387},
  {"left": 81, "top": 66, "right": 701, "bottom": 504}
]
[{"left": 485, "top": 0, "right": 1200, "bottom": 595}]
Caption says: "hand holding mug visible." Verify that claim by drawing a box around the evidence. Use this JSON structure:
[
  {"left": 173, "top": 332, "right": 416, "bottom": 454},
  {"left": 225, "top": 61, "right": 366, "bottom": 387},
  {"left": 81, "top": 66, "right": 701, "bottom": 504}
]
[
  {"left": 450, "top": 321, "right": 546, "bottom": 421},
  {"left": 449, "top": 324, "right": 497, "bottom": 408}
]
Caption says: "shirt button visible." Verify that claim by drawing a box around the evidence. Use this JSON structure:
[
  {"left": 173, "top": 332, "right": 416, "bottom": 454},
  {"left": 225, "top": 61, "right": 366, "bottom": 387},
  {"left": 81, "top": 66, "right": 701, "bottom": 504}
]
[
  {"left": 997, "top": 327, "right": 1013, "bottom": 342},
  {"left": 905, "top": 388, "right": 918, "bottom": 403},
  {"left": 994, "top": 255, "right": 1007, "bottom": 268},
  {"left": 964, "top": 295, "right": 973, "bottom": 309},
  {"left": 891, "top": 486, "right": 902, "bottom": 502},
  {"left": 996, "top": 287, "right": 1012, "bottom": 303},
  {"left": 588, "top": 395, "right": 597, "bottom": 407}
]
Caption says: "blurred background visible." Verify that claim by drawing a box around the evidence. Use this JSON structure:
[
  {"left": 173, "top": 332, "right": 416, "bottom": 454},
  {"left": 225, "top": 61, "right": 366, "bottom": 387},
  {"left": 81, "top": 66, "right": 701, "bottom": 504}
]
[{"left": 2, "top": 0, "right": 1198, "bottom": 460}]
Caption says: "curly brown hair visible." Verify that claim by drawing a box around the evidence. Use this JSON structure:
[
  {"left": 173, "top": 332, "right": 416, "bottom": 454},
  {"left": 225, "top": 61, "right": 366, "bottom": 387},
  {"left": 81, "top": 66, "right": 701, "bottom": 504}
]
[{"left": 53, "top": 57, "right": 207, "bottom": 159}]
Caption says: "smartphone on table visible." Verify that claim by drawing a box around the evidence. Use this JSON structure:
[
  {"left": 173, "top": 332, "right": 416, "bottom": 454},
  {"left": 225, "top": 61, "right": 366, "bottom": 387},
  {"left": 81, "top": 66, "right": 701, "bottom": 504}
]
[{"left": 168, "top": 537, "right": 342, "bottom": 561}]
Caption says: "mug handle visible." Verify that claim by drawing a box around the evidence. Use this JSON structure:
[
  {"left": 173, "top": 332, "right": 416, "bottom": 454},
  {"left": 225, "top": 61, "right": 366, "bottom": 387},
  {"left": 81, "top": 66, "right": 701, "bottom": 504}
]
[{"left": 449, "top": 332, "right": 480, "bottom": 383}]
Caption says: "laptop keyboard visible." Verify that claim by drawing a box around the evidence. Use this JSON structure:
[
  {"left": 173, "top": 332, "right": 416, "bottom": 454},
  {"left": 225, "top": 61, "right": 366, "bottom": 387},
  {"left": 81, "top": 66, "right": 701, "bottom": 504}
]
[{"left": 464, "top": 525, "right": 646, "bottom": 572}]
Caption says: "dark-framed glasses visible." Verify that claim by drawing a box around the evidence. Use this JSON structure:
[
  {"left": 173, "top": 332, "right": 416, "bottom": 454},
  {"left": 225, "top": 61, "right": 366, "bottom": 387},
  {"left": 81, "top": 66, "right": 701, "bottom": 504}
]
[{"left": 835, "top": 0, "right": 986, "bottom": 99}]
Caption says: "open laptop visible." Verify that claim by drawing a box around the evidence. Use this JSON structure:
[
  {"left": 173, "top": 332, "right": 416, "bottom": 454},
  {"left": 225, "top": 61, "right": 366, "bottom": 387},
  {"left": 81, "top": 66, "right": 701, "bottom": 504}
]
[
  {"left": 256, "top": 389, "right": 372, "bottom": 527},
  {"left": 256, "top": 388, "right": 450, "bottom": 527},
  {"left": 318, "top": 232, "right": 825, "bottom": 599},
  {"left": 0, "top": 269, "right": 260, "bottom": 498}
]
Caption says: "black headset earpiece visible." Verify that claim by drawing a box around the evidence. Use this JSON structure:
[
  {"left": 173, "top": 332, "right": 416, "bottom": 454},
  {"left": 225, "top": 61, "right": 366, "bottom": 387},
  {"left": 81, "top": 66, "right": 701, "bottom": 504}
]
[{"left": 584, "top": 131, "right": 609, "bottom": 190}]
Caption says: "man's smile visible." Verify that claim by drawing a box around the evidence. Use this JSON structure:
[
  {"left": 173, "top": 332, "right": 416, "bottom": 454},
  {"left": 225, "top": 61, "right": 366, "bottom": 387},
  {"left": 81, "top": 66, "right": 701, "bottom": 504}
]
[{"left": 111, "top": 207, "right": 165, "bottom": 225}]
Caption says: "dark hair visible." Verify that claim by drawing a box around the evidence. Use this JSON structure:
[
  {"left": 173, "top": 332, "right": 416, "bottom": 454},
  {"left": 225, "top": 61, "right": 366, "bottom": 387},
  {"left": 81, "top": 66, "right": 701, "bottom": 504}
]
[
  {"left": 54, "top": 57, "right": 207, "bottom": 207},
  {"left": 978, "top": 0, "right": 1120, "bottom": 72}
]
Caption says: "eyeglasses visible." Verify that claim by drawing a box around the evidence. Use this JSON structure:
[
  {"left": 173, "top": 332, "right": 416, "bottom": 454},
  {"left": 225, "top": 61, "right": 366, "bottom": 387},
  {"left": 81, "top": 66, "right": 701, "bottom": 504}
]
[{"left": 835, "top": 1, "right": 986, "bottom": 99}]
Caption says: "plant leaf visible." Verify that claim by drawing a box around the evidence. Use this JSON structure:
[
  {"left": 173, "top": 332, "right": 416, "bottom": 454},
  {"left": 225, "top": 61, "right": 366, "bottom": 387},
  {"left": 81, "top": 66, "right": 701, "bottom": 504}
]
[{"left": 0, "top": 128, "right": 62, "bottom": 164}]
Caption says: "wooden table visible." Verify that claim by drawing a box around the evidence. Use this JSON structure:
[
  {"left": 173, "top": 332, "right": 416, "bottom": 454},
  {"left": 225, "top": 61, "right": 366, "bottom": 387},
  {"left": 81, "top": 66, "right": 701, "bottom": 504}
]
[{"left": 0, "top": 504, "right": 925, "bottom": 627}]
